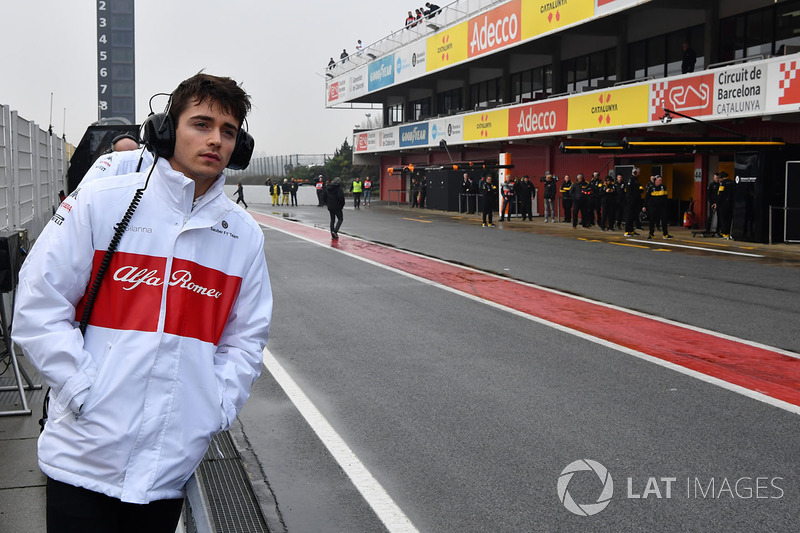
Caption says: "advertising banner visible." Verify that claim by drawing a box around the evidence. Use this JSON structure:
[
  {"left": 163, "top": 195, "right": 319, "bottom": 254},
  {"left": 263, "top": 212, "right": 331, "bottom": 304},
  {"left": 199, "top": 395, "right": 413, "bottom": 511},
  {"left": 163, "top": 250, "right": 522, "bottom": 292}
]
[
  {"left": 395, "top": 41, "right": 428, "bottom": 84},
  {"left": 463, "top": 109, "right": 510, "bottom": 141},
  {"left": 348, "top": 67, "right": 369, "bottom": 100},
  {"left": 429, "top": 116, "right": 464, "bottom": 145},
  {"left": 766, "top": 58, "right": 800, "bottom": 113},
  {"left": 399, "top": 123, "right": 430, "bottom": 148},
  {"left": 712, "top": 63, "right": 766, "bottom": 117},
  {"left": 377, "top": 127, "right": 400, "bottom": 151},
  {"left": 649, "top": 73, "right": 714, "bottom": 121},
  {"left": 468, "top": 0, "right": 522, "bottom": 59},
  {"left": 354, "top": 132, "right": 369, "bottom": 153},
  {"left": 568, "top": 85, "right": 648, "bottom": 130},
  {"left": 326, "top": 80, "right": 345, "bottom": 105},
  {"left": 521, "top": 0, "right": 595, "bottom": 40},
  {"left": 508, "top": 98, "right": 569, "bottom": 137},
  {"left": 368, "top": 55, "right": 395, "bottom": 92},
  {"left": 426, "top": 22, "right": 469, "bottom": 71}
]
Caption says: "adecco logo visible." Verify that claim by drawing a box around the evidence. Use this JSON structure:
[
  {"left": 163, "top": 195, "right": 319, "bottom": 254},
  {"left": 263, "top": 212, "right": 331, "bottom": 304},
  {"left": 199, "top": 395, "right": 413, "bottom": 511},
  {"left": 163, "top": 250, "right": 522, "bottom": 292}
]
[
  {"left": 328, "top": 82, "right": 340, "bottom": 102},
  {"left": 508, "top": 99, "right": 567, "bottom": 137},
  {"left": 468, "top": 0, "right": 521, "bottom": 57},
  {"left": 557, "top": 459, "right": 614, "bottom": 516}
]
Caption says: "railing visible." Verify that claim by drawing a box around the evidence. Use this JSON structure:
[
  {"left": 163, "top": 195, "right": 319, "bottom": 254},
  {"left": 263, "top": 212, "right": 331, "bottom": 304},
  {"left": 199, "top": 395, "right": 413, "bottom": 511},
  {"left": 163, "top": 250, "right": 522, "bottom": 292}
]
[
  {"left": 387, "top": 189, "right": 408, "bottom": 207},
  {"left": 324, "top": 0, "right": 507, "bottom": 78}
]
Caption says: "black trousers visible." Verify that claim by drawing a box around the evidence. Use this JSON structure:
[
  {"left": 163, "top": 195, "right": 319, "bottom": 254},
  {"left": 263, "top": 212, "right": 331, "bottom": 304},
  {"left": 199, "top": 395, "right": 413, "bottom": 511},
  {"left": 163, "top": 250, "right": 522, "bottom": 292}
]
[
  {"left": 601, "top": 198, "right": 616, "bottom": 229},
  {"left": 482, "top": 202, "right": 493, "bottom": 224},
  {"left": 648, "top": 202, "right": 668, "bottom": 235},
  {"left": 46, "top": 477, "right": 183, "bottom": 533},
  {"left": 329, "top": 209, "right": 343, "bottom": 233},
  {"left": 562, "top": 198, "right": 573, "bottom": 222},
  {"left": 572, "top": 198, "right": 588, "bottom": 227},
  {"left": 624, "top": 201, "right": 638, "bottom": 233}
]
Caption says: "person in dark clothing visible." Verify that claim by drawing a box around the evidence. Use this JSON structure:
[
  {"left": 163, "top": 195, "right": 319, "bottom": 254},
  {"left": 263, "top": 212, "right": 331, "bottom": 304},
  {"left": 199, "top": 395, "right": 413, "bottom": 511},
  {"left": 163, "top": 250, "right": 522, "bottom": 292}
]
[
  {"left": 614, "top": 174, "right": 626, "bottom": 229},
  {"left": 322, "top": 177, "right": 346, "bottom": 239},
  {"left": 290, "top": 179, "right": 298, "bottom": 206},
  {"left": 717, "top": 171, "right": 735, "bottom": 239},
  {"left": 559, "top": 175, "right": 573, "bottom": 223},
  {"left": 623, "top": 168, "right": 644, "bottom": 236},
  {"left": 419, "top": 176, "right": 428, "bottom": 208},
  {"left": 233, "top": 182, "right": 248, "bottom": 209},
  {"left": 588, "top": 171, "right": 603, "bottom": 227},
  {"left": 468, "top": 177, "right": 479, "bottom": 214},
  {"left": 425, "top": 3, "right": 441, "bottom": 17},
  {"left": 481, "top": 175, "right": 498, "bottom": 227},
  {"left": 499, "top": 177, "right": 515, "bottom": 221},
  {"left": 682, "top": 42, "right": 697, "bottom": 74},
  {"left": 570, "top": 173, "right": 591, "bottom": 228},
  {"left": 600, "top": 174, "right": 617, "bottom": 231},
  {"left": 705, "top": 172, "right": 721, "bottom": 236},
  {"left": 644, "top": 175, "right": 673, "bottom": 239},
  {"left": 410, "top": 178, "right": 419, "bottom": 207},
  {"left": 542, "top": 173, "right": 556, "bottom": 223},
  {"left": 519, "top": 176, "right": 535, "bottom": 221},
  {"left": 315, "top": 176, "right": 325, "bottom": 206}
]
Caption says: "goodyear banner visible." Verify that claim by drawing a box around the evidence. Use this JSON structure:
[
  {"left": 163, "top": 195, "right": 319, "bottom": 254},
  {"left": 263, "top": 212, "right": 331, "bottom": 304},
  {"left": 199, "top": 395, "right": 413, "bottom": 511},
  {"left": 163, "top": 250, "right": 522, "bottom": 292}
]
[
  {"left": 426, "top": 22, "right": 469, "bottom": 71},
  {"left": 522, "top": 0, "right": 595, "bottom": 40},
  {"left": 568, "top": 85, "right": 648, "bottom": 130},
  {"left": 463, "top": 109, "right": 510, "bottom": 141}
]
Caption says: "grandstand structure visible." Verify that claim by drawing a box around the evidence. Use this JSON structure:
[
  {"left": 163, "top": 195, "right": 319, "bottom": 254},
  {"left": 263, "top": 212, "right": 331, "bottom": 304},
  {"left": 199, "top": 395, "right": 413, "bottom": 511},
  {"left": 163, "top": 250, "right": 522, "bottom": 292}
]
[{"left": 328, "top": 0, "right": 800, "bottom": 242}]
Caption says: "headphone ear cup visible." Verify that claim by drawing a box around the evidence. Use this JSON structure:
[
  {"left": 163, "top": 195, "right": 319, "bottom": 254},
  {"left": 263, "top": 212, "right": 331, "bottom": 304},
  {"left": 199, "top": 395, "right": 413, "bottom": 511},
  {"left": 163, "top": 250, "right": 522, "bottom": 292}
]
[
  {"left": 226, "top": 129, "right": 254, "bottom": 171},
  {"left": 142, "top": 112, "right": 175, "bottom": 159}
]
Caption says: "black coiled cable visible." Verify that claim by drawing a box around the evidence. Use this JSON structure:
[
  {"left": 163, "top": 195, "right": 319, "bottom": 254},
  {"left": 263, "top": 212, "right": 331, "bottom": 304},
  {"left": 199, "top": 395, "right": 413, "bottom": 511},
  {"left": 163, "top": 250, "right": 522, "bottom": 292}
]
[{"left": 41, "top": 157, "right": 158, "bottom": 430}]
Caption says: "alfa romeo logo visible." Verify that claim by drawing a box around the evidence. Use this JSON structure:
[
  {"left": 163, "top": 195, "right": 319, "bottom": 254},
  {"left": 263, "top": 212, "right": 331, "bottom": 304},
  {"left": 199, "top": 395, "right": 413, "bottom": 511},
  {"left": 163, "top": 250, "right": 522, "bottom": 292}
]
[{"left": 557, "top": 459, "right": 614, "bottom": 516}]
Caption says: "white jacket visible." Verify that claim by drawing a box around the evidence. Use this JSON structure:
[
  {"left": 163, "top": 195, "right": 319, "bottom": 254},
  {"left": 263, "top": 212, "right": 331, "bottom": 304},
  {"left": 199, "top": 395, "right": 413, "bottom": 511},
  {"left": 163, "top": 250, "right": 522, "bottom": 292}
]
[
  {"left": 80, "top": 147, "right": 155, "bottom": 185},
  {"left": 12, "top": 158, "right": 272, "bottom": 504}
]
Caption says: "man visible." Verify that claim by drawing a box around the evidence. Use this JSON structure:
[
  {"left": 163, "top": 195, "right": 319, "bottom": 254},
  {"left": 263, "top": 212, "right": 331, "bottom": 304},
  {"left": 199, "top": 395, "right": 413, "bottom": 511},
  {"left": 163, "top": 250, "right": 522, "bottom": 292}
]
[
  {"left": 405, "top": 11, "right": 415, "bottom": 28},
  {"left": 623, "top": 168, "right": 643, "bottom": 236},
  {"left": 281, "top": 178, "right": 290, "bottom": 205},
  {"left": 644, "top": 175, "right": 673, "bottom": 239},
  {"left": 410, "top": 177, "right": 419, "bottom": 207},
  {"left": 351, "top": 176, "right": 363, "bottom": 209},
  {"left": 559, "top": 174, "right": 573, "bottom": 223},
  {"left": 340, "top": 48, "right": 349, "bottom": 63},
  {"left": 111, "top": 133, "right": 140, "bottom": 152},
  {"left": 323, "top": 177, "right": 345, "bottom": 239},
  {"left": 234, "top": 181, "right": 248, "bottom": 209},
  {"left": 519, "top": 176, "right": 535, "bottom": 221},
  {"left": 481, "top": 174, "right": 498, "bottom": 227},
  {"left": 588, "top": 171, "right": 603, "bottom": 227},
  {"left": 717, "top": 171, "right": 735, "bottom": 239},
  {"left": 682, "top": 42, "right": 696, "bottom": 74},
  {"left": 80, "top": 145, "right": 154, "bottom": 186},
  {"left": 419, "top": 175, "right": 428, "bottom": 208},
  {"left": 12, "top": 73, "right": 272, "bottom": 531},
  {"left": 542, "top": 173, "right": 556, "bottom": 223},
  {"left": 705, "top": 172, "right": 721, "bottom": 236},
  {"left": 570, "top": 173, "right": 591, "bottom": 228},
  {"left": 316, "top": 175, "right": 325, "bottom": 206},
  {"left": 363, "top": 176, "right": 373, "bottom": 206},
  {"left": 600, "top": 174, "right": 617, "bottom": 231},
  {"left": 290, "top": 178, "right": 298, "bottom": 206},
  {"left": 425, "top": 2, "right": 441, "bottom": 17},
  {"left": 499, "top": 176, "right": 515, "bottom": 222}
]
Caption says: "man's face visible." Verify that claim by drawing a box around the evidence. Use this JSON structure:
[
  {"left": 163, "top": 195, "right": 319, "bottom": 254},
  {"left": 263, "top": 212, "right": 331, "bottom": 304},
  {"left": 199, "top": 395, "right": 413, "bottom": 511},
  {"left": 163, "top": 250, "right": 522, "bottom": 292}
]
[{"left": 170, "top": 98, "right": 239, "bottom": 186}]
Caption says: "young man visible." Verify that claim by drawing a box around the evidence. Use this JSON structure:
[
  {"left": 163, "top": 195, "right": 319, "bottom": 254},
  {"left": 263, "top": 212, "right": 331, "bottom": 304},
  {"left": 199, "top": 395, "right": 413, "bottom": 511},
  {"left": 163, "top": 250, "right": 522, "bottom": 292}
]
[
  {"left": 323, "top": 177, "right": 346, "bottom": 239},
  {"left": 12, "top": 73, "right": 272, "bottom": 532}
]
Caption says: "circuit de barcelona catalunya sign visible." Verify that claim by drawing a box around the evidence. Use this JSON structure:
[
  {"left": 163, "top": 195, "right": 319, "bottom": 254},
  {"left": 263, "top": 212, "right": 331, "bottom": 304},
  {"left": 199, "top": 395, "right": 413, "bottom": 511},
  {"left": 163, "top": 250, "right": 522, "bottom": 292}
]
[{"left": 352, "top": 54, "right": 796, "bottom": 154}]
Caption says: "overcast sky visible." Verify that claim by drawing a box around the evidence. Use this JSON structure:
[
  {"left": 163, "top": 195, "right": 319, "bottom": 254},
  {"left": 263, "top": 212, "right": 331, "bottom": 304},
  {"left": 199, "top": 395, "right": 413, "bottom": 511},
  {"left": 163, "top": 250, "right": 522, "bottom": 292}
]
[{"left": 0, "top": 0, "right": 406, "bottom": 156}]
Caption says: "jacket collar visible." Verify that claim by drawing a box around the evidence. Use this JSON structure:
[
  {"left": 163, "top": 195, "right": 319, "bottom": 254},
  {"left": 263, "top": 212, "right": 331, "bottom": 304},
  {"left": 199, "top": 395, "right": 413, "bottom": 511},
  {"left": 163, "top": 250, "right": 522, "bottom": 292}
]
[{"left": 150, "top": 158, "right": 232, "bottom": 223}]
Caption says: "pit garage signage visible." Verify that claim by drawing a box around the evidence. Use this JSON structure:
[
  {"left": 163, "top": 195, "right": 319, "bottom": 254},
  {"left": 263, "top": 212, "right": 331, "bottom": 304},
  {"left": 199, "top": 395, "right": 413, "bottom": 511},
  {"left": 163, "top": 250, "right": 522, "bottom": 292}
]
[
  {"left": 429, "top": 116, "right": 464, "bottom": 144},
  {"left": 714, "top": 64, "right": 766, "bottom": 116},
  {"left": 649, "top": 74, "right": 715, "bottom": 121},
  {"left": 568, "top": 85, "right": 649, "bottom": 130},
  {"left": 464, "top": 109, "right": 510, "bottom": 141},
  {"left": 522, "top": 0, "right": 595, "bottom": 40},
  {"left": 768, "top": 58, "right": 800, "bottom": 111},
  {"left": 508, "top": 98, "right": 568, "bottom": 137},
  {"left": 468, "top": 0, "right": 522, "bottom": 59}
]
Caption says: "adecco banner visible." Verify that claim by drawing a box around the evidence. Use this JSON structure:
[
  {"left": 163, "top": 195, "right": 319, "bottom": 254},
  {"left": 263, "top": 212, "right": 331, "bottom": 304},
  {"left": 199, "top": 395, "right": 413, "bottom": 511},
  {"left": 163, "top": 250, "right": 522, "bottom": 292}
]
[
  {"left": 429, "top": 116, "right": 464, "bottom": 144},
  {"left": 354, "top": 132, "right": 369, "bottom": 153},
  {"left": 463, "top": 109, "right": 510, "bottom": 141},
  {"left": 395, "top": 41, "right": 427, "bottom": 84},
  {"left": 649, "top": 73, "right": 715, "bottom": 121},
  {"left": 767, "top": 58, "right": 800, "bottom": 112},
  {"left": 508, "top": 98, "right": 568, "bottom": 137},
  {"left": 426, "top": 22, "right": 469, "bottom": 71},
  {"left": 368, "top": 55, "right": 395, "bottom": 91},
  {"left": 522, "top": 0, "right": 595, "bottom": 40},
  {"left": 568, "top": 85, "right": 649, "bottom": 130},
  {"left": 468, "top": 0, "right": 522, "bottom": 59}
]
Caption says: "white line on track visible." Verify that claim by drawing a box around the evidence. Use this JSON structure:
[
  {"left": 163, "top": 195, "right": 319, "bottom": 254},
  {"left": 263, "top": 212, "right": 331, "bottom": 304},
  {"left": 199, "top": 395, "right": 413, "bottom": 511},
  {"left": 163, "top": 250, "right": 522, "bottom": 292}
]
[
  {"left": 627, "top": 239, "right": 765, "bottom": 257},
  {"left": 261, "top": 347, "right": 420, "bottom": 533}
]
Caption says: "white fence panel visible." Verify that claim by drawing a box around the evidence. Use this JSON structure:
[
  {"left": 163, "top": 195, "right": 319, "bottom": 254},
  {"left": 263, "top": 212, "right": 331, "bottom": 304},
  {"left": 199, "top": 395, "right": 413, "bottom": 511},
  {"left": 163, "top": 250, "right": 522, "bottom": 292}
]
[{"left": 0, "top": 106, "right": 12, "bottom": 230}]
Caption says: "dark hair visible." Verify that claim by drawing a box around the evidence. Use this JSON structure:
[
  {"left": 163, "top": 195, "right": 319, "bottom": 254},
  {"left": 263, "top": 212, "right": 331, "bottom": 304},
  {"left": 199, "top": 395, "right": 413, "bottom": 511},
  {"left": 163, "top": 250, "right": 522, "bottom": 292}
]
[{"left": 169, "top": 72, "right": 251, "bottom": 127}]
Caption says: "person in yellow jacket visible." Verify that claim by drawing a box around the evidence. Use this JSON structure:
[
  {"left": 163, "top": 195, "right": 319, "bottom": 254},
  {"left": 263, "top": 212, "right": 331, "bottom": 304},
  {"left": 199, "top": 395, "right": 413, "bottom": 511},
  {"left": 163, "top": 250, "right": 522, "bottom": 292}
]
[{"left": 351, "top": 177, "right": 363, "bottom": 209}]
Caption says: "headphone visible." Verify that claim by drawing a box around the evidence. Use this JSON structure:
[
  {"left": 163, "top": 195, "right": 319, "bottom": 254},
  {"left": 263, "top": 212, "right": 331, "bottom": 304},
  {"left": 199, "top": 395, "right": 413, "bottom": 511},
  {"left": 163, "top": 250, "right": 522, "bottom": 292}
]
[
  {"left": 111, "top": 133, "right": 139, "bottom": 146},
  {"left": 142, "top": 110, "right": 255, "bottom": 171}
]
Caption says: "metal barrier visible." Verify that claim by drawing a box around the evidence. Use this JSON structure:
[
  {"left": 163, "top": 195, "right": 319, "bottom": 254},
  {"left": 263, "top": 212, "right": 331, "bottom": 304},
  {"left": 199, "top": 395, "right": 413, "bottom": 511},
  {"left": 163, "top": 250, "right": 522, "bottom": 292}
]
[
  {"left": 387, "top": 189, "right": 408, "bottom": 207},
  {"left": 769, "top": 205, "right": 800, "bottom": 244},
  {"left": 0, "top": 104, "right": 67, "bottom": 239}
]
